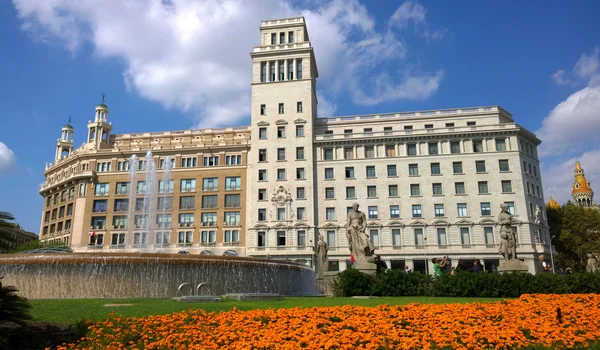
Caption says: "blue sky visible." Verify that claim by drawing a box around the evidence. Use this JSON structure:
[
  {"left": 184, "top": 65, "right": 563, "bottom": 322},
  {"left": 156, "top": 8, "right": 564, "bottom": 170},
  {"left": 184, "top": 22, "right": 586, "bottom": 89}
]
[{"left": 1, "top": 0, "right": 599, "bottom": 233}]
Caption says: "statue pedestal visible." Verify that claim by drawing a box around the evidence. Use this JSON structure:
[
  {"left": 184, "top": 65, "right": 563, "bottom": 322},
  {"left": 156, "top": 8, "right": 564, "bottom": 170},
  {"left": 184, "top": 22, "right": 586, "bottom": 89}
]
[
  {"left": 316, "top": 271, "right": 338, "bottom": 296},
  {"left": 354, "top": 261, "right": 377, "bottom": 275},
  {"left": 498, "top": 259, "right": 529, "bottom": 274}
]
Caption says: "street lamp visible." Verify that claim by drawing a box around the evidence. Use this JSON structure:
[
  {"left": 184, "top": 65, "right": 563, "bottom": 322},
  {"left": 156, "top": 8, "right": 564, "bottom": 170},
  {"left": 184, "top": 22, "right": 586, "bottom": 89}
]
[
  {"left": 423, "top": 237, "right": 428, "bottom": 275},
  {"left": 309, "top": 239, "right": 315, "bottom": 273},
  {"left": 549, "top": 235, "right": 556, "bottom": 274}
]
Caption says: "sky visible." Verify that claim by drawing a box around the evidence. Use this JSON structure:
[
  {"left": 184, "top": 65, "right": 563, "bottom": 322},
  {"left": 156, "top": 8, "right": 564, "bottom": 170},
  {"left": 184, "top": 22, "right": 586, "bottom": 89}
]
[{"left": 0, "top": 0, "right": 599, "bottom": 233}]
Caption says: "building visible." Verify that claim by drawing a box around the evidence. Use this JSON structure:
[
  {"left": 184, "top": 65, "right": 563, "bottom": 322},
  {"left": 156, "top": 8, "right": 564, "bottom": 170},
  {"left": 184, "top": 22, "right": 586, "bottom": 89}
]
[
  {"left": 39, "top": 16, "right": 550, "bottom": 273},
  {"left": 0, "top": 225, "right": 39, "bottom": 253}
]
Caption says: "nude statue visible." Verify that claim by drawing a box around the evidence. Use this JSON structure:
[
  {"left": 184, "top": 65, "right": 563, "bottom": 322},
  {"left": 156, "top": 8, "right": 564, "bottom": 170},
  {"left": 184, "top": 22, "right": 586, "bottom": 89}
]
[
  {"left": 587, "top": 253, "right": 598, "bottom": 273},
  {"left": 498, "top": 203, "right": 517, "bottom": 260},
  {"left": 346, "top": 203, "right": 375, "bottom": 262}
]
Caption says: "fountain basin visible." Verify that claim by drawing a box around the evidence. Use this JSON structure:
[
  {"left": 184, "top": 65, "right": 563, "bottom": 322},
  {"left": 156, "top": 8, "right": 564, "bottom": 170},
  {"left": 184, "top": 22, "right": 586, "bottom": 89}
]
[
  {"left": 0, "top": 253, "right": 316, "bottom": 299},
  {"left": 172, "top": 296, "right": 222, "bottom": 303}
]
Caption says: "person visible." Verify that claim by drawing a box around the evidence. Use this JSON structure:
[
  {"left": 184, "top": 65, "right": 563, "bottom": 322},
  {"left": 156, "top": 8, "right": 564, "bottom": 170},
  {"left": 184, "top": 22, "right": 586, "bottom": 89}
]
[
  {"left": 374, "top": 255, "right": 388, "bottom": 274},
  {"left": 432, "top": 257, "right": 446, "bottom": 277},
  {"left": 451, "top": 267, "right": 456, "bottom": 276},
  {"left": 539, "top": 256, "right": 551, "bottom": 273},
  {"left": 404, "top": 266, "right": 411, "bottom": 273},
  {"left": 469, "top": 259, "right": 483, "bottom": 273},
  {"left": 346, "top": 203, "right": 375, "bottom": 262},
  {"left": 455, "top": 259, "right": 465, "bottom": 273}
]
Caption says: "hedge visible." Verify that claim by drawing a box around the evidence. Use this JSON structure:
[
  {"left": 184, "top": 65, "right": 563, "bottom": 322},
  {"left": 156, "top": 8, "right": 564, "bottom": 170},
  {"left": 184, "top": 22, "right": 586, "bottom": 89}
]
[{"left": 332, "top": 269, "right": 600, "bottom": 297}]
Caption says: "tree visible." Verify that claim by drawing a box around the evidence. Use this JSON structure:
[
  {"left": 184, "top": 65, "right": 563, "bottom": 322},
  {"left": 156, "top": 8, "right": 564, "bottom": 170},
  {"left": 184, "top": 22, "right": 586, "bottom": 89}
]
[
  {"left": 554, "top": 203, "right": 600, "bottom": 271},
  {"left": 0, "top": 212, "right": 19, "bottom": 252}
]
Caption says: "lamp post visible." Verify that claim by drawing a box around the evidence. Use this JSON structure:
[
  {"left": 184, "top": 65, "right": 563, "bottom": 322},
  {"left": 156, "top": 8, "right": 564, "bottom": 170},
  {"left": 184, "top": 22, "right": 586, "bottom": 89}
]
[
  {"left": 309, "top": 239, "right": 315, "bottom": 273},
  {"left": 549, "top": 235, "right": 556, "bottom": 274},
  {"left": 423, "top": 237, "right": 428, "bottom": 275}
]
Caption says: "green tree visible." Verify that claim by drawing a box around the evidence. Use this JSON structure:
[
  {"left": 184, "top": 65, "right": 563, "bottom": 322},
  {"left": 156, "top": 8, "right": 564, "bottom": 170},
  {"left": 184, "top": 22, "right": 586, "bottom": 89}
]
[
  {"left": 556, "top": 202, "right": 600, "bottom": 271},
  {"left": 0, "top": 212, "right": 19, "bottom": 252}
]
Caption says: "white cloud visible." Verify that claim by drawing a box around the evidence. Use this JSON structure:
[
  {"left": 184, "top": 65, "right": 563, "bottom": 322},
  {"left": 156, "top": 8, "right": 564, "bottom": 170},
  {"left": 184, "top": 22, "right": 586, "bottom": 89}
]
[
  {"left": 551, "top": 69, "right": 572, "bottom": 86},
  {"left": 12, "top": 0, "right": 443, "bottom": 127},
  {"left": 389, "top": 1, "right": 445, "bottom": 40},
  {"left": 574, "top": 47, "right": 600, "bottom": 81},
  {"left": 541, "top": 150, "right": 600, "bottom": 204},
  {"left": 0, "top": 142, "right": 16, "bottom": 174},
  {"left": 316, "top": 93, "right": 337, "bottom": 118}
]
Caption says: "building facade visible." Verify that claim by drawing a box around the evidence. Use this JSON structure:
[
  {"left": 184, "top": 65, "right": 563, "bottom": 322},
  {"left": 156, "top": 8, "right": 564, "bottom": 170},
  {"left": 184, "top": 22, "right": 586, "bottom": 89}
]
[{"left": 39, "top": 16, "right": 550, "bottom": 273}]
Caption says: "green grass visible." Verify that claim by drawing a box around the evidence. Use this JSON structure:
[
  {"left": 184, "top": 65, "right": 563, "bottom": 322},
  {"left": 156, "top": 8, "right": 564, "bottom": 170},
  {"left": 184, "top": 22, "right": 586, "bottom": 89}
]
[{"left": 29, "top": 296, "right": 505, "bottom": 325}]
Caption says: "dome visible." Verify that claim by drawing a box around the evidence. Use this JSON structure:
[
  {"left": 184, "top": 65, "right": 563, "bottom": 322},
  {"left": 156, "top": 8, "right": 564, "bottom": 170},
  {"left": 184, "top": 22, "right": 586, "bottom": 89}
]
[
  {"left": 572, "top": 161, "right": 593, "bottom": 195},
  {"left": 546, "top": 196, "right": 560, "bottom": 209}
]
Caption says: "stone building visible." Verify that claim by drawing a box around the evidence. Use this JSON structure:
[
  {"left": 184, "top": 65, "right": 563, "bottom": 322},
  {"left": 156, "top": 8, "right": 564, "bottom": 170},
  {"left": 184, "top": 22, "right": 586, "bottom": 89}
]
[
  {"left": 39, "top": 16, "right": 550, "bottom": 273},
  {"left": 0, "top": 225, "right": 38, "bottom": 253}
]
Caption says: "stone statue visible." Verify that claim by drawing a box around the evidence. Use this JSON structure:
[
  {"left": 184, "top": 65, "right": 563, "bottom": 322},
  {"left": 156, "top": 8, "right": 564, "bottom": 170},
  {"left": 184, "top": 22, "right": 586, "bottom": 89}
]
[
  {"left": 346, "top": 203, "right": 375, "bottom": 262},
  {"left": 100, "top": 93, "right": 106, "bottom": 104},
  {"left": 498, "top": 203, "right": 517, "bottom": 260},
  {"left": 534, "top": 205, "right": 542, "bottom": 225},
  {"left": 316, "top": 235, "right": 328, "bottom": 274},
  {"left": 587, "top": 253, "right": 598, "bottom": 273}
]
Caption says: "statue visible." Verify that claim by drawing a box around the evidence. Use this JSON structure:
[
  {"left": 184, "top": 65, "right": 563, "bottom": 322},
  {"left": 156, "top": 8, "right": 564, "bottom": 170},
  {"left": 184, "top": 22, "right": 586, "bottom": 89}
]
[
  {"left": 346, "top": 203, "right": 375, "bottom": 262},
  {"left": 498, "top": 203, "right": 517, "bottom": 260},
  {"left": 100, "top": 93, "right": 106, "bottom": 104},
  {"left": 315, "top": 235, "right": 328, "bottom": 274},
  {"left": 587, "top": 253, "right": 598, "bottom": 273},
  {"left": 534, "top": 205, "right": 542, "bottom": 225}
]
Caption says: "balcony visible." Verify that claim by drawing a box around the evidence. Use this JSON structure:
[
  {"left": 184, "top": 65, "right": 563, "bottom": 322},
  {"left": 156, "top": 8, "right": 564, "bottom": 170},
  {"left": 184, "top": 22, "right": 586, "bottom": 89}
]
[
  {"left": 115, "top": 189, "right": 130, "bottom": 195},
  {"left": 202, "top": 222, "right": 216, "bottom": 227},
  {"left": 156, "top": 223, "right": 172, "bottom": 229},
  {"left": 225, "top": 186, "right": 241, "bottom": 191},
  {"left": 179, "top": 222, "right": 194, "bottom": 228},
  {"left": 90, "top": 224, "right": 106, "bottom": 230},
  {"left": 203, "top": 186, "right": 218, "bottom": 192},
  {"left": 112, "top": 224, "right": 127, "bottom": 230}
]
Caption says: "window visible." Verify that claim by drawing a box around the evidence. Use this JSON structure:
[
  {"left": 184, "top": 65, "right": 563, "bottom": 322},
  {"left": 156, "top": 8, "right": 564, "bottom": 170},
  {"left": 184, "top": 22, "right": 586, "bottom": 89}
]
[
  {"left": 478, "top": 181, "right": 489, "bottom": 194},
  {"left": 279, "top": 32, "right": 285, "bottom": 44},
  {"left": 434, "top": 204, "right": 444, "bottom": 217},
  {"left": 437, "top": 228, "right": 447, "bottom": 247},
  {"left": 202, "top": 178, "right": 218, "bottom": 191},
  {"left": 225, "top": 177, "right": 241, "bottom": 191},
  {"left": 178, "top": 231, "right": 193, "bottom": 245},
  {"left": 158, "top": 180, "right": 174, "bottom": 194},
  {"left": 296, "top": 59, "right": 302, "bottom": 79},
  {"left": 91, "top": 216, "right": 106, "bottom": 229},
  {"left": 296, "top": 187, "right": 305, "bottom": 199},
  {"left": 502, "top": 180, "right": 513, "bottom": 193},
  {"left": 179, "top": 213, "right": 194, "bottom": 226},
  {"left": 409, "top": 164, "right": 419, "bottom": 176},
  {"left": 412, "top": 205, "right": 422, "bottom": 218},
  {"left": 533, "top": 166, "right": 537, "bottom": 177},
  {"left": 367, "top": 186, "right": 377, "bottom": 198},
  {"left": 277, "top": 169, "right": 286, "bottom": 180},
  {"left": 453, "top": 162, "right": 463, "bottom": 174},
  {"left": 450, "top": 141, "right": 461, "bottom": 154},
  {"left": 201, "top": 213, "right": 217, "bottom": 225},
  {"left": 135, "top": 198, "right": 145, "bottom": 211},
  {"left": 180, "top": 157, "right": 197, "bottom": 168},
  {"left": 467, "top": 121, "right": 476, "bottom": 126},
  {"left": 344, "top": 129, "right": 352, "bottom": 135},
  {"left": 201, "top": 230, "right": 216, "bottom": 244},
  {"left": 297, "top": 230, "right": 306, "bottom": 246},
  {"left": 278, "top": 60, "right": 284, "bottom": 81},
  {"left": 323, "top": 148, "right": 334, "bottom": 160},
  {"left": 94, "top": 183, "right": 109, "bottom": 196},
  {"left": 258, "top": 149, "right": 267, "bottom": 162},
  {"left": 431, "top": 163, "right": 441, "bottom": 175},
  {"left": 484, "top": 227, "right": 495, "bottom": 246},
  {"left": 117, "top": 161, "right": 130, "bottom": 171},
  {"left": 225, "top": 194, "right": 240, "bottom": 208},
  {"left": 346, "top": 186, "right": 356, "bottom": 199},
  {"left": 203, "top": 156, "right": 219, "bottom": 166},
  {"left": 258, "top": 189, "right": 266, "bottom": 201},
  {"left": 473, "top": 140, "right": 483, "bottom": 152},
  {"left": 476, "top": 160, "right": 486, "bottom": 173},
  {"left": 480, "top": 202, "right": 491, "bottom": 216},
  {"left": 326, "top": 208, "right": 336, "bottom": 220},
  {"left": 385, "top": 145, "right": 396, "bottom": 157},
  {"left": 388, "top": 185, "right": 398, "bottom": 197},
  {"left": 407, "top": 144, "right": 417, "bottom": 156},
  {"left": 79, "top": 183, "right": 86, "bottom": 196},
  {"left": 325, "top": 187, "right": 335, "bottom": 199},
  {"left": 455, "top": 182, "right": 466, "bottom": 195},
  {"left": 504, "top": 201, "right": 515, "bottom": 215},
  {"left": 277, "top": 148, "right": 286, "bottom": 161},
  {"left": 157, "top": 197, "right": 172, "bottom": 210},
  {"left": 110, "top": 233, "right": 124, "bottom": 246},
  {"left": 156, "top": 214, "right": 171, "bottom": 229},
  {"left": 260, "top": 62, "right": 266, "bottom": 82},
  {"left": 296, "top": 168, "right": 305, "bottom": 180},
  {"left": 156, "top": 232, "right": 169, "bottom": 245},
  {"left": 277, "top": 126, "right": 286, "bottom": 138},
  {"left": 496, "top": 138, "right": 506, "bottom": 151},
  {"left": 93, "top": 200, "right": 108, "bottom": 213},
  {"left": 432, "top": 183, "right": 443, "bottom": 195},
  {"left": 446, "top": 123, "right": 455, "bottom": 128},
  {"left": 297, "top": 101, "right": 303, "bottom": 113},
  {"left": 345, "top": 167, "right": 355, "bottom": 179},
  {"left": 296, "top": 147, "right": 305, "bottom": 160},
  {"left": 116, "top": 182, "right": 129, "bottom": 195},
  {"left": 278, "top": 103, "right": 284, "bottom": 114},
  {"left": 224, "top": 212, "right": 241, "bottom": 226},
  {"left": 258, "top": 169, "right": 267, "bottom": 181},
  {"left": 414, "top": 228, "right": 424, "bottom": 247},
  {"left": 363, "top": 128, "right": 373, "bottom": 136},
  {"left": 297, "top": 207, "right": 306, "bottom": 220},
  {"left": 410, "top": 184, "right": 420, "bottom": 196},
  {"left": 324, "top": 230, "right": 335, "bottom": 248},
  {"left": 277, "top": 231, "right": 286, "bottom": 246},
  {"left": 428, "top": 142, "right": 439, "bottom": 155},
  {"left": 460, "top": 227, "right": 470, "bottom": 246},
  {"left": 499, "top": 159, "right": 509, "bottom": 172},
  {"left": 457, "top": 203, "right": 468, "bottom": 217},
  {"left": 258, "top": 231, "right": 266, "bottom": 247},
  {"left": 271, "top": 33, "right": 276, "bottom": 45},
  {"left": 325, "top": 168, "right": 334, "bottom": 179},
  {"left": 259, "top": 127, "right": 267, "bottom": 139},
  {"left": 369, "top": 229, "right": 379, "bottom": 248},
  {"left": 387, "top": 165, "right": 397, "bottom": 177},
  {"left": 425, "top": 124, "right": 433, "bottom": 129},
  {"left": 390, "top": 205, "right": 400, "bottom": 219},
  {"left": 368, "top": 206, "right": 378, "bottom": 219},
  {"left": 344, "top": 147, "right": 354, "bottom": 159},
  {"left": 392, "top": 229, "right": 401, "bottom": 246},
  {"left": 366, "top": 166, "right": 376, "bottom": 178},
  {"left": 288, "top": 60, "right": 294, "bottom": 80},
  {"left": 136, "top": 181, "right": 147, "bottom": 195},
  {"left": 180, "top": 196, "right": 195, "bottom": 210},
  {"left": 364, "top": 146, "right": 375, "bottom": 159},
  {"left": 258, "top": 209, "right": 267, "bottom": 221},
  {"left": 296, "top": 125, "right": 304, "bottom": 137}
]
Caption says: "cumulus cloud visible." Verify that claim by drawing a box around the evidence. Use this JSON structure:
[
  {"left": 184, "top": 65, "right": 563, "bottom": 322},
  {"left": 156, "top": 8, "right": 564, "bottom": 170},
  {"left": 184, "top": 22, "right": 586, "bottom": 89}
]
[
  {"left": 0, "top": 142, "right": 16, "bottom": 174},
  {"left": 12, "top": 0, "right": 444, "bottom": 127},
  {"left": 389, "top": 1, "right": 445, "bottom": 40}
]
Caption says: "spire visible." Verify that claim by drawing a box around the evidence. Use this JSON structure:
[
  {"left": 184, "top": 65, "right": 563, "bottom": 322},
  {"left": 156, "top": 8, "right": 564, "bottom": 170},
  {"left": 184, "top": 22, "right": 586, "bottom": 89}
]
[
  {"left": 572, "top": 161, "right": 594, "bottom": 206},
  {"left": 546, "top": 196, "right": 560, "bottom": 209}
]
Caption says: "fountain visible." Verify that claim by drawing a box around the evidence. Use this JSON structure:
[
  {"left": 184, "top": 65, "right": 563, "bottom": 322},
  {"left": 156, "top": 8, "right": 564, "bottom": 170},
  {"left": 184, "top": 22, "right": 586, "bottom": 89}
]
[{"left": 0, "top": 253, "right": 317, "bottom": 299}]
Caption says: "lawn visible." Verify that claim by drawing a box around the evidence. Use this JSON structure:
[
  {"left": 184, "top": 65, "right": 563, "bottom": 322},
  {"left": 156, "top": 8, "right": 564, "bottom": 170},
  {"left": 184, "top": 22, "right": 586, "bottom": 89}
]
[{"left": 29, "top": 296, "right": 505, "bottom": 325}]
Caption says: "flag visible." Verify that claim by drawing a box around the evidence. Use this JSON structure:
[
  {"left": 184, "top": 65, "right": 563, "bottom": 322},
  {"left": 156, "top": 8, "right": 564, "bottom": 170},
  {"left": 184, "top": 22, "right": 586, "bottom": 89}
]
[
  {"left": 350, "top": 254, "right": 355, "bottom": 263},
  {"left": 89, "top": 231, "right": 95, "bottom": 237}
]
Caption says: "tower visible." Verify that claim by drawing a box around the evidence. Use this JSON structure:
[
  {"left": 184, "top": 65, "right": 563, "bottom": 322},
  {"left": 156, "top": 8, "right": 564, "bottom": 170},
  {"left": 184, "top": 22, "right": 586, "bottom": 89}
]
[
  {"left": 55, "top": 116, "right": 74, "bottom": 161},
  {"left": 86, "top": 93, "right": 112, "bottom": 150},
  {"left": 572, "top": 161, "right": 594, "bottom": 207},
  {"left": 546, "top": 196, "right": 560, "bottom": 210},
  {"left": 246, "top": 17, "right": 319, "bottom": 260}
]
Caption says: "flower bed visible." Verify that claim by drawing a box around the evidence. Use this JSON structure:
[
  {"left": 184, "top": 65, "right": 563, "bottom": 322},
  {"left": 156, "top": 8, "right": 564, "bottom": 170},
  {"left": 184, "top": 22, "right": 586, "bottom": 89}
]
[{"left": 62, "top": 294, "right": 600, "bottom": 349}]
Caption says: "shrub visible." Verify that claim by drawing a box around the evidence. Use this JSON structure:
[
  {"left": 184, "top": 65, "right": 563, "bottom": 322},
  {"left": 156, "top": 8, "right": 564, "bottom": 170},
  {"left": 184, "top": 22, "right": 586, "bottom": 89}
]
[
  {"left": 332, "top": 269, "right": 375, "bottom": 296},
  {"left": 372, "top": 269, "right": 432, "bottom": 296},
  {"left": 0, "top": 277, "right": 32, "bottom": 326}
]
